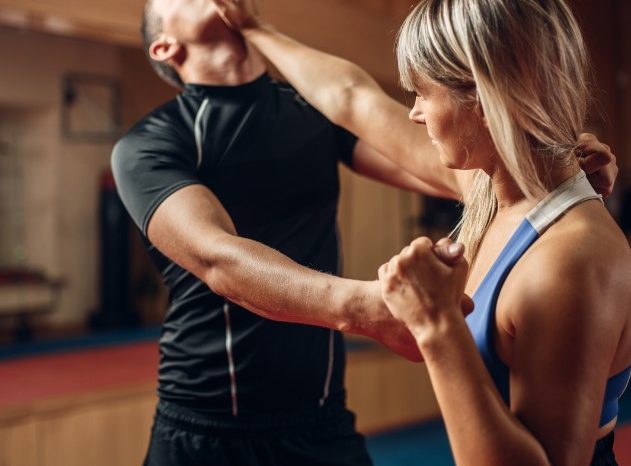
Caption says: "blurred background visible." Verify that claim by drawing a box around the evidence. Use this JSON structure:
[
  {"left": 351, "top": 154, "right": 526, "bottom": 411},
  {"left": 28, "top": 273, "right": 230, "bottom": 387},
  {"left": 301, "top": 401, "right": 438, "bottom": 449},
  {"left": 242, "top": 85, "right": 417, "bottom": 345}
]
[{"left": 0, "top": 1, "right": 629, "bottom": 465}]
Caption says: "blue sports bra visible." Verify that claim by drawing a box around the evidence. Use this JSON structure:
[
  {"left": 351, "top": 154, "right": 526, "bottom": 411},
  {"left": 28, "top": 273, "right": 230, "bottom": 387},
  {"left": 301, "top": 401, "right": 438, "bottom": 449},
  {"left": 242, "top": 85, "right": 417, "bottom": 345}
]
[{"left": 466, "top": 170, "right": 631, "bottom": 427}]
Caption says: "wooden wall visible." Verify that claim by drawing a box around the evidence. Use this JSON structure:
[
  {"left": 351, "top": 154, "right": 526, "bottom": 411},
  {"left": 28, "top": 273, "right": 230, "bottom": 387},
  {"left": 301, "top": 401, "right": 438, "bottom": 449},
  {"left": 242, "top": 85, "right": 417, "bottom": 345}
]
[
  {"left": 0, "top": 346, "right": 439, "bottom": 466},
  {"left": 0, "top": 0, "right": 413, "bottom": 89},
  {"left": 0, "top": 387, "right": 156, "bottom": 466},
  {"left": 1, "top": 0, "right": 626, "bottom": 307},
  {"left": 567, "top": 0, "right": 631, "bottom": 191},
  {"left": 0, "top": 0, "right": 424, "bottom": 282},
  {"left": 0, "top": 0, "right": 627, "bottom": 169}
]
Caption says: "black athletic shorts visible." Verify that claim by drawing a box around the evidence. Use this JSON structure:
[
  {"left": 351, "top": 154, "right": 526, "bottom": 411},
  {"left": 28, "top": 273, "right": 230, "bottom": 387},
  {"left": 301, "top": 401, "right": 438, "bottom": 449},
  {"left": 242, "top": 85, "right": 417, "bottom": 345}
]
[
  {"left": 143, "top": 400, "right": 373, "bottom": 466},
  {"left": 591, "top": 431, "right": 618, "bottom": 466}
]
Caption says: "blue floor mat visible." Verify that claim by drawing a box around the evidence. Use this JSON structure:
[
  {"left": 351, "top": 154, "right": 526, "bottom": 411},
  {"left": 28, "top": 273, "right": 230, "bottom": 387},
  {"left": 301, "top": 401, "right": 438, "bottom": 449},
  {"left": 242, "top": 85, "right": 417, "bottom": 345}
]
[
  {"left": 0, "top": 326, "right": 161, "bottom": 361},
  {"left": 367, "top": 386, "right": 631, "bottom": 466},
  {"left": 367, "top": 419, "right": 453, "bottom": 466}
]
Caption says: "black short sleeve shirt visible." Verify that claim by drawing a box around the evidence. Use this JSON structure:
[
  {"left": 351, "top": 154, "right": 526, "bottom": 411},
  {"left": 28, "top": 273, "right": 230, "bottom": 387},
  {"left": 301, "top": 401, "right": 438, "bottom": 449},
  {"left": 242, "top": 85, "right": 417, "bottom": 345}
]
[{"left": 112, "top": 74, "right": 357, "bottom": 416}]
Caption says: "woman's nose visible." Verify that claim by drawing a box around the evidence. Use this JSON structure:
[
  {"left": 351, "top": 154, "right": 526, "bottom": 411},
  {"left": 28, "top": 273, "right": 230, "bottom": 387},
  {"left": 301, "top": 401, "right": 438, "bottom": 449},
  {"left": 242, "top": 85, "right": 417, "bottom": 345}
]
[{"left": 409, "top": 102, "right": 426, "bottom": 125}]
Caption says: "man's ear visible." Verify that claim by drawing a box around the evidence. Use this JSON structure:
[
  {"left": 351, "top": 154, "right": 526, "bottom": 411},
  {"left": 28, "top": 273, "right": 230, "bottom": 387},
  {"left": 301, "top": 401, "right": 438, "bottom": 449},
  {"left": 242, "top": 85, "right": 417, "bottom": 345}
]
[{"left": 149, "top": 35, "right": 181, "bottom": 63}]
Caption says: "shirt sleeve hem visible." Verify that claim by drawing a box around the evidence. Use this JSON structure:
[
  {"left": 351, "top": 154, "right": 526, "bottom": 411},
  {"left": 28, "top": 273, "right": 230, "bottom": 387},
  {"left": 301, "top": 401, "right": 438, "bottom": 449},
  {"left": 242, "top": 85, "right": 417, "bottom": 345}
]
[{"left": 141, "top": 180, "right": 202, "bottom": 237}]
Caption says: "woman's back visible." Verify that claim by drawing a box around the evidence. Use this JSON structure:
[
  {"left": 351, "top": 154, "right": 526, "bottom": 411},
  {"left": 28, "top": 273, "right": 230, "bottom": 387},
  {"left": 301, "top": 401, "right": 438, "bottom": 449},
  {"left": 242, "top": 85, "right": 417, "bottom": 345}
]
[{"left": 468, "top": 171, "right": 631, "bottom": 444}]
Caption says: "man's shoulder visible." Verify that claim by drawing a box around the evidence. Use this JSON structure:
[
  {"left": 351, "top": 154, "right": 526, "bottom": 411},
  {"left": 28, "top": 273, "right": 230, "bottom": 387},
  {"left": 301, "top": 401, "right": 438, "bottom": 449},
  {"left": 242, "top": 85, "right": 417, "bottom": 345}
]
[
  {"left": 122, "top": 98, "right": 185, "bottom": 141},
  {"left": 113, "top": 96, "right": 196, "bottom": 158}
]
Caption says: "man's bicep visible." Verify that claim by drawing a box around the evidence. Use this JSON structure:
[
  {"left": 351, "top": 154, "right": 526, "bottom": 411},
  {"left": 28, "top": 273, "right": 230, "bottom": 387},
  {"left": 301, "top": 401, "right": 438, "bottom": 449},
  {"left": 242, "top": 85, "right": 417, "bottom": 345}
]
[
  {"left": 111, "top": 135, "right": 200, "bottom": 235},
  {"left": 147, "top": 185, "right": 237, "bottom": 279}
]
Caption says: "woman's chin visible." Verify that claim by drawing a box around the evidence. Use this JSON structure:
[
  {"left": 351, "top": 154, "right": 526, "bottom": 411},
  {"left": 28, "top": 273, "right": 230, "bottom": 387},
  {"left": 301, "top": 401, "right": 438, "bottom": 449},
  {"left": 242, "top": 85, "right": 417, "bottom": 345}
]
[{"left": 439, "top": 153, "right": 464, "bottom": 170}]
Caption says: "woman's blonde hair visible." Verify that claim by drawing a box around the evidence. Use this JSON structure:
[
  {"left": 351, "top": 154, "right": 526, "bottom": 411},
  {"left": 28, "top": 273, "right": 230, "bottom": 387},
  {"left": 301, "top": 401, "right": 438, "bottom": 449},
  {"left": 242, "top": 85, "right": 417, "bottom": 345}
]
[{"left": 397, "top": 0, "right": 590, "bottom": 261}]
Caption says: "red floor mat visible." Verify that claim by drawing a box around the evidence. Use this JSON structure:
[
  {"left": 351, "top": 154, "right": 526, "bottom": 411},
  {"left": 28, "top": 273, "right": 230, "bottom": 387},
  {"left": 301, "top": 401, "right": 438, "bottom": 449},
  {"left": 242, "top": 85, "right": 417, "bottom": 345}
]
[{"left": 0, "top": 342, "right": 158, "bottom": 408}]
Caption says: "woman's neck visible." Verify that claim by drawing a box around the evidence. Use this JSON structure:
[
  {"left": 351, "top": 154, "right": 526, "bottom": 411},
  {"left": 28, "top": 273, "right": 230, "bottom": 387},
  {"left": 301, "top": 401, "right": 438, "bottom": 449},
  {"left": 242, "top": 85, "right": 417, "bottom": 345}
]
[{"left": 487, "top": 159, "right": 581, "bottom": 215}]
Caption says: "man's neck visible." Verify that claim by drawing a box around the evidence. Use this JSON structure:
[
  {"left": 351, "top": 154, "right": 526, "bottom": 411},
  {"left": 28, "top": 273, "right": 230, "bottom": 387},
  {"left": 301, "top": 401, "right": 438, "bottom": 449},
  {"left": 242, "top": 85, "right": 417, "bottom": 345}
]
[{"left": 180, "top": 39, "right": 267, "bottom": 86}]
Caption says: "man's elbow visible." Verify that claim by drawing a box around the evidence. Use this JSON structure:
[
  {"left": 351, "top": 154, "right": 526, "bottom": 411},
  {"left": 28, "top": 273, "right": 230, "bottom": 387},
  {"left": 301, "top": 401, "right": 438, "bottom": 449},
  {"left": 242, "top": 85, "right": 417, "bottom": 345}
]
[{"left": 197, "top": 236, "right": 239, "bottom": 296}]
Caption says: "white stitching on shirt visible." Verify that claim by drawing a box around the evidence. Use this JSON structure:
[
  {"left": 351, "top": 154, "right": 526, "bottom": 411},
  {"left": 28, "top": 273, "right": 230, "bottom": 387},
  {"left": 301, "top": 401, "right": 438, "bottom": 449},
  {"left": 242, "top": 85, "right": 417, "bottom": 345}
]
[
  {"left": 223, "top": 301, "right": 239, "bottom": 416},
  {"left": 319, "top": 329, "right": 335, "bottom": 407},
  {"left": 195, "top": 98, "right": 210, "bottom": 169}
]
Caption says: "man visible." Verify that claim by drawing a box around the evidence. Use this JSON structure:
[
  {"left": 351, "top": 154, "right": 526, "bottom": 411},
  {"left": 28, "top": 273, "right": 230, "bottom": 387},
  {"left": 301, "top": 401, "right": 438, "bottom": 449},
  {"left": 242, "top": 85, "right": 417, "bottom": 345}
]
[
  {"left": 112, "top": 1, "right": 617, "bottom": 465},
  {"left": 114, "top": 2, "right": 461, "bottom": 465}
]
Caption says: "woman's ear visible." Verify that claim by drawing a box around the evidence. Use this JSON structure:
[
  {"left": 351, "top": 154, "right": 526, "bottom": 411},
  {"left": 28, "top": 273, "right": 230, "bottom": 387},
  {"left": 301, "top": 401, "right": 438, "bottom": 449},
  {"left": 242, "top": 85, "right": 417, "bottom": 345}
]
[{"left": 149, "top": 35, "right": 181, "bottom": 63}]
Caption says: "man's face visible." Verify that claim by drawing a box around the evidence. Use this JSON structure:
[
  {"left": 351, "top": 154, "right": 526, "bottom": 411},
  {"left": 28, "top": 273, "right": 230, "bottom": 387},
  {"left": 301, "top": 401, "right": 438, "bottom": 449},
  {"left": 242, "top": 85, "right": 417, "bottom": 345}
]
[{"left": 151, "top": 0, "right": 224, "bottom": 43}]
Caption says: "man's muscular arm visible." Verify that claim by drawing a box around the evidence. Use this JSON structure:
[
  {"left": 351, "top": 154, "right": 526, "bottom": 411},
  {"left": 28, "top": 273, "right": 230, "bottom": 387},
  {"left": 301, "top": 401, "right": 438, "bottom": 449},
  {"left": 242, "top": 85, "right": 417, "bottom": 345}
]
[{"left": 148, "top": 184, "right": 425, "bottom": 360}]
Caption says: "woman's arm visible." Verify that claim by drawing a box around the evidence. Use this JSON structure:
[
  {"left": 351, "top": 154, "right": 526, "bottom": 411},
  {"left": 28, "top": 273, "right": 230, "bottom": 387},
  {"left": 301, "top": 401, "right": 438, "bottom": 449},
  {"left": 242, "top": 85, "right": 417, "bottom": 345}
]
[
  {"left": 379, "top": 238, "right": 550, "bottom": 465},
  {"left": 212, "top": 0, "right": 465, "bottom": 199},
  {"left": 379, "top": 234, "right": 627, "bottom": 466},
  {"left": 211, "top": 1, "right": 618, "bottom": 201}
]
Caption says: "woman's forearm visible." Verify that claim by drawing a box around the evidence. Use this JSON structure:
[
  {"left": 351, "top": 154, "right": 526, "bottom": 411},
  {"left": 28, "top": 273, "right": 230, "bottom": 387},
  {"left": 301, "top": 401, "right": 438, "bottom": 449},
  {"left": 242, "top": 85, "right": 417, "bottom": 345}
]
[
  {"left": 243, "top": 25, "right": 462, "bottom": 199},
  {"left": 416, "top": 314, "right": 551, "bottom": 466},
  {"left": 244, "top": 25, "right": 376, "bottom": 126}
]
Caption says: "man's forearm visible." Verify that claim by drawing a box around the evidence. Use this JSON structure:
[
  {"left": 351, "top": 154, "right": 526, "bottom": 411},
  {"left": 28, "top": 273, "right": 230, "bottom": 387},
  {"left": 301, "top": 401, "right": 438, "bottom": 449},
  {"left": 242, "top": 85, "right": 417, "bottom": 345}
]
[
  {"left": 201, "top": 233, "right": 421, "bottom": 360},
  {"left": 204, "top": 233, "right": 365, "bottom": 330}
]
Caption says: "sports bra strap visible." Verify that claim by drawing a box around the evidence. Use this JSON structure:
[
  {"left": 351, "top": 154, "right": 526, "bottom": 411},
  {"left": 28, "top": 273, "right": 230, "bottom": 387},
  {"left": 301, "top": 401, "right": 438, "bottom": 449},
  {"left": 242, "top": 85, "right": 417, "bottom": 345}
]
[{"left": 526, "top": 170, "right": 602, "bottom": 234}]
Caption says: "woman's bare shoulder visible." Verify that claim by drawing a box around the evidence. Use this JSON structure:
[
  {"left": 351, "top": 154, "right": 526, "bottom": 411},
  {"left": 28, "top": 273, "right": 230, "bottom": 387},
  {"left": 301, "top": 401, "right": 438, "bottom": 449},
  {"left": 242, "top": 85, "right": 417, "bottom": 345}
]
[{"left": 500, "top": 200, "right": 631, "bottom": 327}]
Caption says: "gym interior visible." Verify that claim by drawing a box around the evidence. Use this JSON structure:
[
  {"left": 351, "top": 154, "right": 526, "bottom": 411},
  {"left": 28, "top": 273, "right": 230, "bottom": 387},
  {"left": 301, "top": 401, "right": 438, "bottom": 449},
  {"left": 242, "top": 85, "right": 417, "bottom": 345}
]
[{"left": 0, "top": 1, "right": 630, "bottom": 465}]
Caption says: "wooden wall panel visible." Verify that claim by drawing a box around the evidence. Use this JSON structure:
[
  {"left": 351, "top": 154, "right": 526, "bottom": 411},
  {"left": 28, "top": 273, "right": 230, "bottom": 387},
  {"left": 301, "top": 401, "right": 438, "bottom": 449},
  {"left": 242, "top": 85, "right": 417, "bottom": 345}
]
[
  {"left": 119, "top": 47, "right": 177, "bottom": 130},
  {"left": 0, "top": 0, "right": 413, "bottom": 89},
  {"left": 40, "top": 394, "right": 155, "bottom": 466},
  {"left": 0, "top": 419, "right": 39, "bottom": 466},
  {"left": 338, "top": 166, "right": 416, "bottom": 280},
  {"left": 0, "top": 350, "right": 438, "bottom": 466},
  {"left": 0, "top": 0, "right": 142, "bottom": 45},
  {"left": 614, "top": 0, "right": 631, "bottom": 177},
  {"left": 346, "top": 343, "right": 440, "bottom": 434}
]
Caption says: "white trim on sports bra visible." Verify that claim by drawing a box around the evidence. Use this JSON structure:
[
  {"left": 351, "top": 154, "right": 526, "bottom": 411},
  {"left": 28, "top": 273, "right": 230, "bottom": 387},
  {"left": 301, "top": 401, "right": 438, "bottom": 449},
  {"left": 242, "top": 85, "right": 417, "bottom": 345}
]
[{"left": 526, "top": 170, "right": 602, "bottom": 234}]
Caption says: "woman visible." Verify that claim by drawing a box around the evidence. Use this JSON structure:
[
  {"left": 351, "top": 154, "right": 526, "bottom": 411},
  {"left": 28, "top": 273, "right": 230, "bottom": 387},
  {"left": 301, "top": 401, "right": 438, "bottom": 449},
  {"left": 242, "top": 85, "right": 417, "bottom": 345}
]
[{"left": 211, "top": 0, "right": 630, "bottom": 465}]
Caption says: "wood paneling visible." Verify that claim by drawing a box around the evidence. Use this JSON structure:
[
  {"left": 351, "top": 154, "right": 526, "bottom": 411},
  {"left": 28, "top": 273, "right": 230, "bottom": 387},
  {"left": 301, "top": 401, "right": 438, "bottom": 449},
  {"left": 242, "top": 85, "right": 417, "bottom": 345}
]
[
  {"left": 0, "top": 346, "right": 439, "bottom": 466},
  {"left": 40, "top": 394, "right": 155, "bottom": 466},
  {"left": 119, "top": 47, "right": 176, "bottom": 129},
  {"left": 0, "top": 419, "right": 39, "bottom": 466},
  {"left": 338, "top": 166, "right": 417, "bottom": 280},
  {"left": 614, "top": 0, "right": 631, "bottom": 176},
  {"left": 0, "top": 0, "right": 413, "bottom": 89},
  {"left": 346, "top": 343, "right": 439, "bottom": 434},
  {"left": 0, "top": 386, "right": 157, "bottom": 466}
]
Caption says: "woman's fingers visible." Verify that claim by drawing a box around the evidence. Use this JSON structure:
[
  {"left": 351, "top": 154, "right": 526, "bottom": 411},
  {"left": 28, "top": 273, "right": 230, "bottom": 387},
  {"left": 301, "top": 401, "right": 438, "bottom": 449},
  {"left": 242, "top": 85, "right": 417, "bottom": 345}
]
[
  {"left": 434, "top": 241, "right": 465, "bottom": 265},
  {"left": 211, "top": 0, "right": 260, "bottom": 30},
  {"left": 576, "top": 133, "right": 618, "bottom": 197}
]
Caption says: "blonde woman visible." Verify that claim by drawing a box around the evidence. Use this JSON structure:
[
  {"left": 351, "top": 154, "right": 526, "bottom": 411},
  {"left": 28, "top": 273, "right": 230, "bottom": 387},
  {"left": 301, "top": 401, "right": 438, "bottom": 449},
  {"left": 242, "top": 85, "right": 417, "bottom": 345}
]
[{"left": 212, "top": 0, "right": 630, "bottom": 465}]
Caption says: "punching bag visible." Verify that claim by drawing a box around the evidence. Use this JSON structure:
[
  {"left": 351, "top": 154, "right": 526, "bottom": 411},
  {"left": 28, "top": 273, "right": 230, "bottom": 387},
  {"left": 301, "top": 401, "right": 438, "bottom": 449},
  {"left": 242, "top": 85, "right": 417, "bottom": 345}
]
[{"left": 90, "top": 170, "right": 139, "bottom": 329}]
